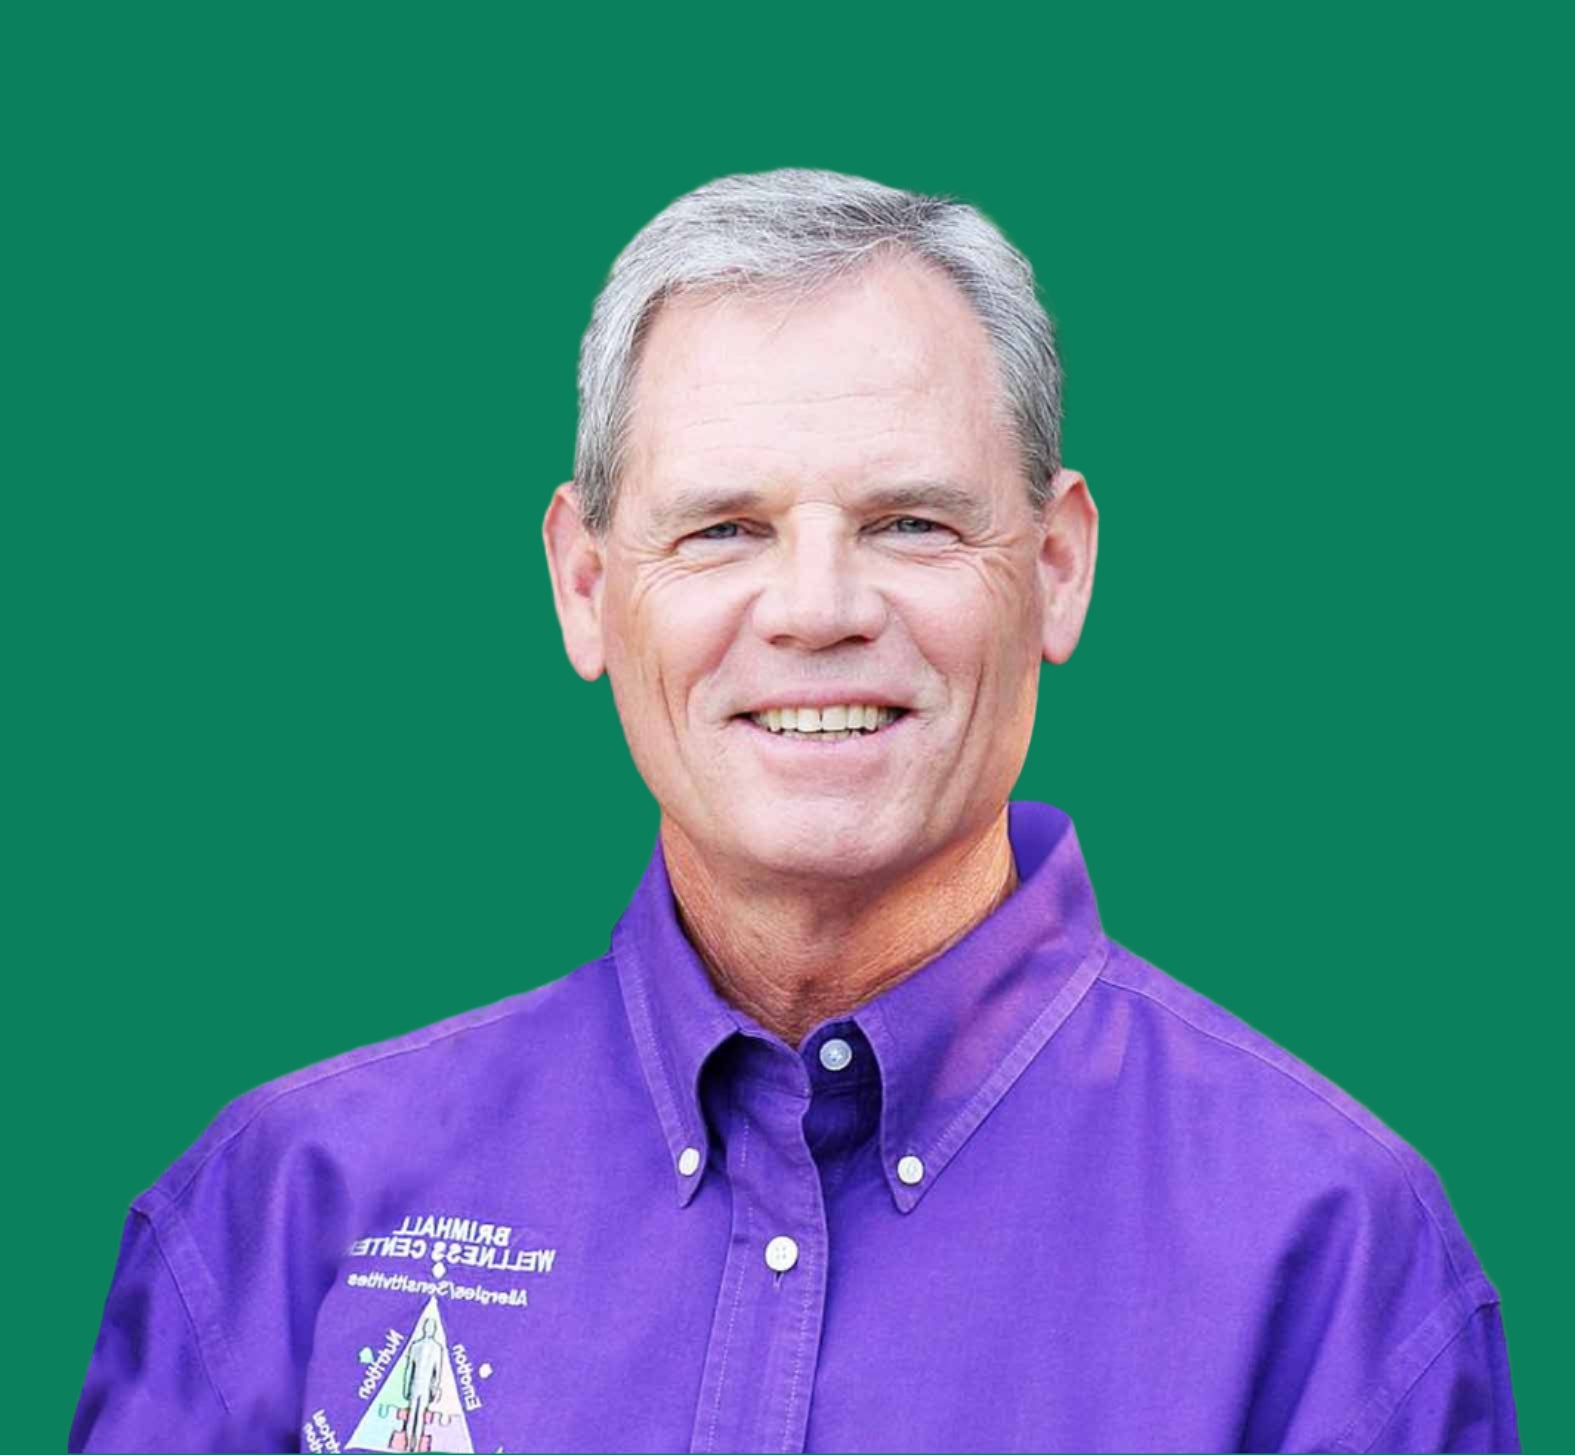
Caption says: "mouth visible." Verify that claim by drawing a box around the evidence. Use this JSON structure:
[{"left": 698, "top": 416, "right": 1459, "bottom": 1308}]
[{"left": 731, "top": 704, "right": 912, "bottom": 743}]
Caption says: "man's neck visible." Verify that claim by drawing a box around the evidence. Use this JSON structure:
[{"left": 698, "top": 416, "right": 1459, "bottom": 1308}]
[{"left": 662, "top": 808, "right": 1020, "bottom": 1049}]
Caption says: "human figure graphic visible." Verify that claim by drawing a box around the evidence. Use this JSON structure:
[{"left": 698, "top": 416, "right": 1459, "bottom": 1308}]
[{"left": 392, "top": 1317, "right": 444, "bottom": 1452}]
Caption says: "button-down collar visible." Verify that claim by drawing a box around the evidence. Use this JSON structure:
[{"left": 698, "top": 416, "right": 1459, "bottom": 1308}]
[{"left": 613, "top": 799, "right": 1110, "bottom": 1212}]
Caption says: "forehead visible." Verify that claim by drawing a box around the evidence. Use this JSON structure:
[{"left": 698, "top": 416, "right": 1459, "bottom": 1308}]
[{"left": 623, "top": 256, "right": 1018, "bottom": 501}]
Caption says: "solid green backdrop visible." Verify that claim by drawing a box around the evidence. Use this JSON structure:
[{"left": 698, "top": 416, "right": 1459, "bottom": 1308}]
[{"left": 10, "top": 6, "right": 1564, "bottom": 1450}]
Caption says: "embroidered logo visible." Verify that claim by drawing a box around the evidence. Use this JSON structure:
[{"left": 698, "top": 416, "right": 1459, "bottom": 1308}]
[
  {"left": 350, "top": 1213, "right": 556, "bottom": 1274},
  {"left": 344, "top": 1210, "right": 558, "bottom": 1308}
]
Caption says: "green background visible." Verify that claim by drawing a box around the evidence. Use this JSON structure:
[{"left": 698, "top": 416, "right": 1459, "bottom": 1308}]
[{"left": 11, "top": 5, "right": 1565, "bottom": 1449}]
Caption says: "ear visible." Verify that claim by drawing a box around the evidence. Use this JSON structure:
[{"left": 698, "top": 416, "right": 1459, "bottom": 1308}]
[
  {"left": 542, "top": 481, "right": 608, "bottom": 682},
  {"left": 1036, "top": 468, "right": 1099, "bottom": 665}
]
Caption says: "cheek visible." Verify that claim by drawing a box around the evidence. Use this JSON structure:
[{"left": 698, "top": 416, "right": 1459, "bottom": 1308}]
[
  {"left": 606, "top": 573, "right": 750, "bottom": 710},
  {"left": 896, "top": 563, "right": 1039, "bottom": 686}
]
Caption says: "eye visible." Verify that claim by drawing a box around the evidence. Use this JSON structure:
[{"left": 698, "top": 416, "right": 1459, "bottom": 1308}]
[
  {"left": 880, "top": 516, "right": 947, "bottom": 536},
  {"left": 684, "top": 516, "right": 949, "bottom": 545}
]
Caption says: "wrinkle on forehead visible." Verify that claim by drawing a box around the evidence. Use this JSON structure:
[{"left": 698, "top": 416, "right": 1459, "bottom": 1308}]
[
  {"left": 616, "top": 271, "right": 1032, "bottom": 552},
  {"left": 627, "top": 257, "right": 1011, "bottom": 456},
  {"left": 644, "top": 479, "right": 1000, "bottom": 540}
]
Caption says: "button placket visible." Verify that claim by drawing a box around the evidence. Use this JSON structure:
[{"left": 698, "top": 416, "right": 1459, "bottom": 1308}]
[{"left": 688, "top": 1056, "right": 829, "bottom": 1454}]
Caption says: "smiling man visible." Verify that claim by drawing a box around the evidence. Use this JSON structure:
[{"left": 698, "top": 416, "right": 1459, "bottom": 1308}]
[
  {"left": 71, "top": 170, "right": 1518, "bottom": 1454},
  {"left": 553, "top": 242, "right": 1070, "bottom": 1056}
]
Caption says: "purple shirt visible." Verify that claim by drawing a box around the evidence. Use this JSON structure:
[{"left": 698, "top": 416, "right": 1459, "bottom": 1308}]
[{"left": 70, "top": 800, "right": 1518, "bottom": 1453}]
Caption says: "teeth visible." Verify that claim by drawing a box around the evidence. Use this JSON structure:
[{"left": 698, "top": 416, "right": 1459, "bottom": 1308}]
[{"left": 747, "top": 704, "right": 904, "bottom": 736}]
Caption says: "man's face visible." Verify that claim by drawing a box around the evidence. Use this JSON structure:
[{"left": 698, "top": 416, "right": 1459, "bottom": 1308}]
[{"left": 553, "top": 256, "right": 1090, "bottom": 888}]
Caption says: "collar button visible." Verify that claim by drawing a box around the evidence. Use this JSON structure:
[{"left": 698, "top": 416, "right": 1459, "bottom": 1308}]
[{"left": 818, "top": 1036, "right": 854, "bottom": 1072}]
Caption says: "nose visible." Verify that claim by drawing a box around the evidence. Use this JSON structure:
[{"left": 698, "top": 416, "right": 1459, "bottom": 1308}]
[{"left": 750, "top": 514, "right": 887, "bottom": 650}]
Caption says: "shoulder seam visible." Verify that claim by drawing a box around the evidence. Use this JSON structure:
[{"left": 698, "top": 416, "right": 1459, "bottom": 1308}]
[
  {"left": 1096, "top": 959, "right": 1471, "bottom": 1288},
  {"left": 154, "top": 998, "right": 542, "bottom": 1206},
  {"left": 138, "top": 1201, "right": 238, "bottom": 1415},
  {"left": 1328, "top": 1284, "right": 1502, "bottom": 1452}
]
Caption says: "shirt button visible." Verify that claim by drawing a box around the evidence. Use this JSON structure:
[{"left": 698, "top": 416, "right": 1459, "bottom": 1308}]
[
  {"left": 818, "top": 1036, "right": 854, "bottom": 1072},
  {"left": 897, "top": 1154, "right": 925, "bottom": 1185},
  {"left": 764, "top": 1235, "right": 799, "bottom": 1273},
  {"left": 677, "top": 1146, "right": 701, "bottom": 1176}
]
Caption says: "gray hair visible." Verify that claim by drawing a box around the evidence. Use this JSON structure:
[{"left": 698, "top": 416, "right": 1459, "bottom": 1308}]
[{"left": 572, "top": 167, "right": 1063, "bottom": 536}]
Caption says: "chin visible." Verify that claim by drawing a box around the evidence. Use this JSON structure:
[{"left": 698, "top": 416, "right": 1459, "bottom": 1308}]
[{"left": 725, "top": 799, "right": 917, "bottom": 883}]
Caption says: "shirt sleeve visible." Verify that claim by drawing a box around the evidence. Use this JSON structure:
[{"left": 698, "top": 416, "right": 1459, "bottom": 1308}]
[
  {"left": 68, "top": 1206, "right": 241, "bottom": 1454},
  {"left": 1245, "top": 1109, "right": 1522, "bottom": 1455},
  {"left": 1339, "top": 1300, "right": 1520, "bottom": 1454}
]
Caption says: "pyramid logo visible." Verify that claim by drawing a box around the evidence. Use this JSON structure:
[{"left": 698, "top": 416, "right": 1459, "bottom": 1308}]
[{"left": 346, "top": 1296, "right": 475, "bottom": 1453}]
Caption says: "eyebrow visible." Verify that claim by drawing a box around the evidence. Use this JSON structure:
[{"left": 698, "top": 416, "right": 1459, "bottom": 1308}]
[{"left": 647, "top": 480, "right": 992, "bottom": 535}]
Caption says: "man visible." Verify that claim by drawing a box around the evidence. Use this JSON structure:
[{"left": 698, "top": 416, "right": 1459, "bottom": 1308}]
[{"left": 70, "top": 168, "right": 1519, "bottom": 1453}]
